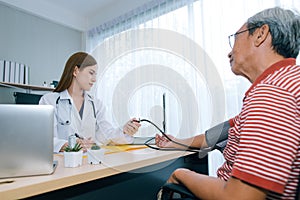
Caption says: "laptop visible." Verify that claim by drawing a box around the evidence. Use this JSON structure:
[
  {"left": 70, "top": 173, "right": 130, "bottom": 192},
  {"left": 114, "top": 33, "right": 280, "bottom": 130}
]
[{"left": 0, "top": 104, "right": 55, "bottom": 179}]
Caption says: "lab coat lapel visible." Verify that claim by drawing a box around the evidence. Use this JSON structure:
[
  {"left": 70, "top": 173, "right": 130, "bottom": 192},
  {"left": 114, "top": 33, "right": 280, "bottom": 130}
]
[
  {"left": 60, "top": 90, "right": 81, "bottom": 123},
  {"left": 82, "top": 94, "right": 94, "bottom": 121},
  {"left": 81, "top": 93, "right": 96, "bottom": 139}
]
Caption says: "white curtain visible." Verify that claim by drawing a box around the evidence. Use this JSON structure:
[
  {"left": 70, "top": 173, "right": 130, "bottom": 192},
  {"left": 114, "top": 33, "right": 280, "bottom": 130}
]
[{"left": 87, "top": 0, "right": 300, "bottom": 139}]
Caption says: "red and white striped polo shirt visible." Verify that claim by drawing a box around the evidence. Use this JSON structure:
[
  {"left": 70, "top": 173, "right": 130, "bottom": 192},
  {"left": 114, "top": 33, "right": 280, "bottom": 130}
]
[{"left": 217, "top": 58, "right": 300, "bottom": 199}]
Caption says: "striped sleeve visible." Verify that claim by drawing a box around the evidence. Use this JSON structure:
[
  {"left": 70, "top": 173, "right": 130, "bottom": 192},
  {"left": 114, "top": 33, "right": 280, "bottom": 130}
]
[{"left": 231, "top": 83, "right": 300, "bottom": 194}]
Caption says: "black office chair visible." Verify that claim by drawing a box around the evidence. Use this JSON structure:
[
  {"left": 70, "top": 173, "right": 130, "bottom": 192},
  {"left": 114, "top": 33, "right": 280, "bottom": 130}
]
[
  {"left": 157, "top": 183, "right": 198, "bottom": 200},
  {"left": 14, "top": 92, "right": 43, "bottom": 104},
  {"left": 157, "top": 140, "right": 227, "bottom": 200},
  {"left": 158, "top": 161, "right": 300, "bottom": 200}
]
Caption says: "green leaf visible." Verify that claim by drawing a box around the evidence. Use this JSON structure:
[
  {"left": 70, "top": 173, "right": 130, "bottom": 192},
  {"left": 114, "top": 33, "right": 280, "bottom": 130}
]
[
  {"left": 64, "top": 142, "right": 82, "bottom": 152},
  {"left": 91, "top": 144, "right": 101, "bottom": 150}
]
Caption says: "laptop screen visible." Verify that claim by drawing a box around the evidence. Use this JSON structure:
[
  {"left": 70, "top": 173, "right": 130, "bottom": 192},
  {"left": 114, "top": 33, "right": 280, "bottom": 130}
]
[{"left": 0, "top": 104, "right": 54, "bottom": 178}]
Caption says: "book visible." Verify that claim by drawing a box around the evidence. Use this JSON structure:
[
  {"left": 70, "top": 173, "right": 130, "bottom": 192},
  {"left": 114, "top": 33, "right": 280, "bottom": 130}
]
[
  {"left": 3, "top": 60, "right": 10, "bottom": 82},
  {"left": 24, "top": 65, "right": 29, "bottom": 85},
  {"left": 0, "top": 60, "right": 4, "bottom": 82},
  {"left": 14, "top": 62, "right": 20, "bottom": 84},
  {"left": 19, "top": 63, "right": 25, "bottom": 84},
  {"left": 9, "top": 61, "right": 15, "bottom": 83}
]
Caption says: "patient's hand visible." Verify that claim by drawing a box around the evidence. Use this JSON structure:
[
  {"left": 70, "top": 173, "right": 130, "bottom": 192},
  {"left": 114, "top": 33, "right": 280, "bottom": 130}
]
[{"left": 155, "top": 134, "right": 176, "bottom": 148}]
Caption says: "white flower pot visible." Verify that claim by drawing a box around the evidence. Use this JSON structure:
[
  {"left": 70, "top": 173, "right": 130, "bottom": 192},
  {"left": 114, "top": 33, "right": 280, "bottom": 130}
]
[
  {"left": 63, "top": 151, "right": 83, "bottom": 168},
  {"left": 87, "top": 149, "right": 105, "bottom": 164}
]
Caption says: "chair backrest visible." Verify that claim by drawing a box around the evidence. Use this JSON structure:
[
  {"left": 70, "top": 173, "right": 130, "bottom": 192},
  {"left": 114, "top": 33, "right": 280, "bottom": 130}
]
[{"left": 14, "top": 92, "right": 43, "bottom": 104}]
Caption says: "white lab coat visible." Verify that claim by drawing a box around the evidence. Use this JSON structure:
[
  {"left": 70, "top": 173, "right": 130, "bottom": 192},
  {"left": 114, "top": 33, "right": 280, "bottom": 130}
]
[{"left": 39, "top": 90, "right": 133, "bottom": 152}]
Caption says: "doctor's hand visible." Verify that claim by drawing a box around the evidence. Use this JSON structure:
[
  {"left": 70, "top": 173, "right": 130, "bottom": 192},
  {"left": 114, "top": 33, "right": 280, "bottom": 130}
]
[
  {"left": 123, "top": 118, "right": 141, "bottom": 136},
  {"left": 76, "top": 137, "right": 94, "bottom": 152},
  {"left": 60, "top": 138, "right": 94, "bottom": 152}
]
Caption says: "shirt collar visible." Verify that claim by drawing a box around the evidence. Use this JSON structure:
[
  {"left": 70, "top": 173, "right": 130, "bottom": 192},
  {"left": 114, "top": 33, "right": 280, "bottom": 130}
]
[
  {"left": 59, "top": 89, "right": 94, "bottom": 102},
  {"left": 59, "top": 90, "right": 71, "bottom": 100},
  {"left": 245, "top": 58, "right": 296, "bottom": 97}
]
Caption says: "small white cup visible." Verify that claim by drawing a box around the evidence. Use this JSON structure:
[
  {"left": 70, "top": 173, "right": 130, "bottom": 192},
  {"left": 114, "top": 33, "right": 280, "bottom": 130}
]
[{"left": 87, "top": 149, "right": 105, "bottom": 164}]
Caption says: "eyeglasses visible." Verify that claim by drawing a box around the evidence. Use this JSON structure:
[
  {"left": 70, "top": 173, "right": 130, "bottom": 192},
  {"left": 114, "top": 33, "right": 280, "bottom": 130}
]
[{"left": 228, "top": 27, "right": 258, "bottom": 49}]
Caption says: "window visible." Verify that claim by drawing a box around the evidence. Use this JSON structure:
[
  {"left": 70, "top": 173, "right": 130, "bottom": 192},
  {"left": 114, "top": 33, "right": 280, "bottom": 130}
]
[{"left": 87, "top": 0, "right": 300, "bottom": 138}]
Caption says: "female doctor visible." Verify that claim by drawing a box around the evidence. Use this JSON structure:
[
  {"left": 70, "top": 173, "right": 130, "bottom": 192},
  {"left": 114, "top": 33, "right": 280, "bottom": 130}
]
[{"left": 39, "top": 52, "right": 141, "bottom": 153}]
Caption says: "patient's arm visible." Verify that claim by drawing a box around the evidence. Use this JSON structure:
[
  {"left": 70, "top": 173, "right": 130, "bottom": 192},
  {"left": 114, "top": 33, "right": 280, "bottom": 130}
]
[{"left": 155, "top": 120, "right": 231, "bottom": 150}]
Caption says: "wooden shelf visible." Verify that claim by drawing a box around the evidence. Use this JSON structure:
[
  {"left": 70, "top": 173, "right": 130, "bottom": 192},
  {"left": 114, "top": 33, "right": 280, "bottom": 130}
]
[{"left": 0, "top": 82, "right": 54, "bottom": 91}]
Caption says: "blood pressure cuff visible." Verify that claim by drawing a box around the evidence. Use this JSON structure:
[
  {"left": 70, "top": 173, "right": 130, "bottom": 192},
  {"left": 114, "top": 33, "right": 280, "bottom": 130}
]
[{"left": 205, "top": 120, "right": 230, "bottom": 152}]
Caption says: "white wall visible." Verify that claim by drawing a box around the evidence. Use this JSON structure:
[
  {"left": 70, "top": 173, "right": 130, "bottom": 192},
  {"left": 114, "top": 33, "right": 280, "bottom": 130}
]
[
  {"left": 0, "top": 0, "right": 152, "bottom": 104},
  {"left": 0, "top": 2, "right": 82, "bottom": 103}
]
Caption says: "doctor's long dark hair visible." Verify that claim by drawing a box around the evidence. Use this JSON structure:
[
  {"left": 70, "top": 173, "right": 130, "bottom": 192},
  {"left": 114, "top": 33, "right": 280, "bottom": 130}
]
[{"left": 54, "top": 52, "right": 98, "bottom": 92}]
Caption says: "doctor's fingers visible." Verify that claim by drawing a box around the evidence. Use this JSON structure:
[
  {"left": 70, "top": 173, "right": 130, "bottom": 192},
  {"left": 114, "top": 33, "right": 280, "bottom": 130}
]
[
  {"left": 81, "top": 138, "right": 95, "bottom": 146},
  {"left": 76, "top": 139, "right": 92, "bottom": 151},
  {"left": 128, "top": 119, "right": 141, "bottom": 129},
  {"left": 124, "top": 127, "right": 134, "bottom": 136},
  {"left": 124, "top": 124, "right": 138, "bottom": 136},
  {"left": 83, "top": 138, "right": 95, "bottom": 144},
  {"left": 127, "top": 120, "right": 140, "bottom": 129}
]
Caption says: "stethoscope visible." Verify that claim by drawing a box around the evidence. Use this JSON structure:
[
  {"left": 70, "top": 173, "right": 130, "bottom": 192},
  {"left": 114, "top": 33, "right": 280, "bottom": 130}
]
[{"left": 56, "top": 96, "right": 96, "bottom": 125}]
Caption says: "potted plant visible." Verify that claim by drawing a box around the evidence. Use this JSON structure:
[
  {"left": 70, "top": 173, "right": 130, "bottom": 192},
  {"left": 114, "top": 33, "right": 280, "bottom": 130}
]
[
  {"left": 63, "top": 142, "right": 83, "bottom": 168},
  {"left": 87, "top": 144, "right": 105, "bottom": 164}
]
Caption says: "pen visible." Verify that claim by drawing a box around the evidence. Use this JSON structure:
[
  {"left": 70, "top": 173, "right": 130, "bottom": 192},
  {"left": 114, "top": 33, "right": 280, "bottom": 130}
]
[
  {"left": 75, "top": 133, "right": 84, "bottom": 140},
  {"left": 0, "top": 179, "right": 14, "bottom": 184}
]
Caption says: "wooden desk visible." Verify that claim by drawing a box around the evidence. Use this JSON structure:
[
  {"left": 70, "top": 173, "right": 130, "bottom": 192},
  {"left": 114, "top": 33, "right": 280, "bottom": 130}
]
[{"left": 0, "top": 147, "right": 207, "bottom": 200}]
